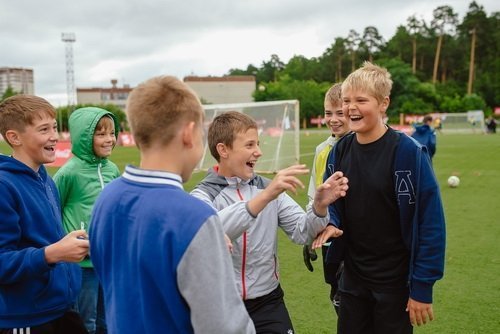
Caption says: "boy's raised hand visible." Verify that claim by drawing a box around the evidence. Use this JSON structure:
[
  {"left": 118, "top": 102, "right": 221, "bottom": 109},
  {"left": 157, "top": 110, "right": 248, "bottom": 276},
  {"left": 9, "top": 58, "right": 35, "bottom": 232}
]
[
  {"left": 44, "top": 230, "right": 90, "bottom": 264},
  {"left": 247, "top": 164, "right": 309, "bottom": 217},
  {"left": 312, "top": 171, "right": 348, "bottom": 216},
  {"left": 265, "top": 164, "right": 310, "bottom": 198}
]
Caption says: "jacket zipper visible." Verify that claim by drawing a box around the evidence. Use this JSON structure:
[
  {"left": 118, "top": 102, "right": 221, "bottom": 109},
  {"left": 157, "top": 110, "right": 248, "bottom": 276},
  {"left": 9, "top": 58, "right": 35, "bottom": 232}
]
[
  {"left": 38, "top": 172, "right": 73, "bottom": 304},
  {"left": 236, "top": 187, "right": 247, "bottom": 300},
  {"left": 37, "top": 173, "right": 60, "bottom": 235},
  {"left": 98, "top": 162, "right": 105, "bottom": 189}
]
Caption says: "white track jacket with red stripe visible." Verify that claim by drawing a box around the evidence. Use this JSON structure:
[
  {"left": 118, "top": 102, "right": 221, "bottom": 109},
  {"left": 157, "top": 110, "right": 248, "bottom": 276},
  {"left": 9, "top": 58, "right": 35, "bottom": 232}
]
[{"left": 191, "top": 168, "right": 328, "bottom": 300}]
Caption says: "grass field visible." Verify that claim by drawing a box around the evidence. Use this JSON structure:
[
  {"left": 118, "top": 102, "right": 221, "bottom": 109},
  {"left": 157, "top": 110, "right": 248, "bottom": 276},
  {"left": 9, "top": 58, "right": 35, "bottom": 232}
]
[{"left": 1, "top": 131, "right": 499, "bottom": 333}]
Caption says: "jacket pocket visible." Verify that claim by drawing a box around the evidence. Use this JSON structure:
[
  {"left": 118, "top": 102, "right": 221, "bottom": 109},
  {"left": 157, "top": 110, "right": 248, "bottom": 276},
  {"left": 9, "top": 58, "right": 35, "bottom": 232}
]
[{"left": 34, "top": 264, "right": 78, "bottom": 311}]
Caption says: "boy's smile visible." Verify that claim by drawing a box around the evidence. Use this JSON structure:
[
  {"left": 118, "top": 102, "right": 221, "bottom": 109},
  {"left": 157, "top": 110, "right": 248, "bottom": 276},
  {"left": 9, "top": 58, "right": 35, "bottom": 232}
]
[
  {"left": 218, "top": 128, "right": 262, "bottom": 181},
  {"left": 342, "top": 89, "right": 389, "bottom": 143},
  {"left": 324, "top": 100, "right": 349, "bottom": 137},
  {"left": 93, "top": 128, "right": 116, "bottom": 158},
  {"left": 13, "top": 115, "right": 58, "bottom": 171}
]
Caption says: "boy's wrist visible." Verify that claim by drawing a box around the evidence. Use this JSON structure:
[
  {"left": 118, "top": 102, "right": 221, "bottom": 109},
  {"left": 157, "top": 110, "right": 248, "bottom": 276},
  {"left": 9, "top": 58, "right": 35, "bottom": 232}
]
[
  {"left": 44, "top": 244, "right": 59, "bottom": 264},
  {"left": 247, "top": 189, "right": 274, "bottom": 217},
  {"left": 312, "top": 201, "right": 327, "bottom": 217}
]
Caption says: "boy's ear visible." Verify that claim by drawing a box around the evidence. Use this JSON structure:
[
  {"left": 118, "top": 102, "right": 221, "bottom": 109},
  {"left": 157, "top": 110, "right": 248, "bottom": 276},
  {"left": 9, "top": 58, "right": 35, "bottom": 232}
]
[
  {"left": 4, "top": 130, "right": 21, "bottom": 146},
  {"left": 182, "top": 121, "right": 196, "bottom": 148},
  {"left": 381, "top": 96, "right": 390, "bottom": 111},
  {"left": 216, "top": 143, "right": 228, "bottom": 159}
]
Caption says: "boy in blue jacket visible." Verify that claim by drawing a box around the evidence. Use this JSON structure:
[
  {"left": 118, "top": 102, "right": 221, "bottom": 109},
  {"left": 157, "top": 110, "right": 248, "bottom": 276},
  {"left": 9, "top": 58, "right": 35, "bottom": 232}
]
[
  {"left": 411, "top": 115, "right": 436, "bottom": 160},
  {"left": 313, "top": 62, "right": 445, "bottom": 333},
  {"left": 89, "top": 76, "right": 256, "bottom": 334},
  {"left": 0, "top": 95, "right": 89, "bottom": 333}
]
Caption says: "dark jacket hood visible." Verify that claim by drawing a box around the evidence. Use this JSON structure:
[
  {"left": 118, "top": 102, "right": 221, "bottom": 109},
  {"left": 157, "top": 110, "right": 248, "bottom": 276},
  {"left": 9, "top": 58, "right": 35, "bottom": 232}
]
[
  {"left": 0, "top": 154, "right": 49, "bottom": 180},
  {"left": 414, "top": 124, "right": 433, "bottom": 135}
]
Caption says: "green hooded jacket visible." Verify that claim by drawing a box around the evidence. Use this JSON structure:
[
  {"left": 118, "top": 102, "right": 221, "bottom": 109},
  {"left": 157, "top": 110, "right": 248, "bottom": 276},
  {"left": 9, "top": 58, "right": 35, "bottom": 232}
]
[{"left": 53, "top": 107, "right": 121, "bottom": 268}]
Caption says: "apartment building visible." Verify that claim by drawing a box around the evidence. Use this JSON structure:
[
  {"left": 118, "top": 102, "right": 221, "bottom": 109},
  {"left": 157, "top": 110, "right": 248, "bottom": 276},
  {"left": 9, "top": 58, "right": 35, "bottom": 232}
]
[
  {"left": 184, "top": 75, "right": 256, "bottom": 104},
  {"left": 0, "top": 67, "right": 34, "bottom": 95}
]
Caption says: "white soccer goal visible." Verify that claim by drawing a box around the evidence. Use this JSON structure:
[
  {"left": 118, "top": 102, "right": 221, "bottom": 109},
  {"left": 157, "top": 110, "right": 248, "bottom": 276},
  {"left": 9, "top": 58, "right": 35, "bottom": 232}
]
[
  {"left": 197, "top": 100, "right": 300, "bottom": 173},
  {"left": 437, "top": 110, "right": 486, "bottom": 134}
]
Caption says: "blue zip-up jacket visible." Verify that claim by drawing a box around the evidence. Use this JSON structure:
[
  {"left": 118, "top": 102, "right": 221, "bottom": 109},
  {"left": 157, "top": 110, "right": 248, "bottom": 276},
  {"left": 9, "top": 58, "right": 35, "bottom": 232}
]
[
  {"left": 411, "top": 124, "right": 436, "bottom": 159},
  {"left": 0, "top": 156, "right": 81, "bottom": 328},
  {"left": 90, "top": 166, "right": 255, "bottom": 333},
  {"left": 325, "top": 130, "right": 446, "bottom": 303}
]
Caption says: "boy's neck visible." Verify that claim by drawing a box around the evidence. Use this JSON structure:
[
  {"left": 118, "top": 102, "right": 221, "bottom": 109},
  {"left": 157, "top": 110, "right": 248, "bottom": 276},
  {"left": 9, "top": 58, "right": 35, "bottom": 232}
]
[
  {"left": 11, "top": 152, "right": 41, "bottom": 172},
  {"left": 139, "top": 146, "right": 182, "bottom": 176},
  {"left": 216, "top": 163, "right": 250, "bottom": 181},
  {"left": 216, "top": 164, "right": 235, "bottom": 178},
  {"left": 336, "top": 131, "right": 350, "bottom": 139},
  {"left": 355, "top": 123, "right": 388, "bottom": 144}
]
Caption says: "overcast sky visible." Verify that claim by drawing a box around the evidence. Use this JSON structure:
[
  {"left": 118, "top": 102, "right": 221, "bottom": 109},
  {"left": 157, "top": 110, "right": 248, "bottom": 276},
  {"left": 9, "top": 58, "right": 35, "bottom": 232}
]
[{"left": 1, "top": 0, "right": 498, "bottom": 106}]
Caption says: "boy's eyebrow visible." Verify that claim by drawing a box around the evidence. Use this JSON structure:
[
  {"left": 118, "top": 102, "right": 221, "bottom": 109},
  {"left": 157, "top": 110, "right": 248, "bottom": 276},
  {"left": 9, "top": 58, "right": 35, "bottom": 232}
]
[{"left": 34, "top": 121, "right": 54, "bottom": 129}]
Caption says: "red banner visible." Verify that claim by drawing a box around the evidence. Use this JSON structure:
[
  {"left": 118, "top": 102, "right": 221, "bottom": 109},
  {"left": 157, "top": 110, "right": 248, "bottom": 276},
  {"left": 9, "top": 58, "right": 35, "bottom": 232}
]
[
  {"left": 118, "top": 132, "right": 136, "bottom": 147},
  {"left": 47, "top": 141, "right": 72, "bottom": 167}
]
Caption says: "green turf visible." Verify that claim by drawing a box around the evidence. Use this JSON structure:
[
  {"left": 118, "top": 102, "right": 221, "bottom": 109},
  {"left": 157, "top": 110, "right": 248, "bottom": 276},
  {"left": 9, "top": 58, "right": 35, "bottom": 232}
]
[{"left": 1, "top": 131, "right": 499, "bottom": 333}]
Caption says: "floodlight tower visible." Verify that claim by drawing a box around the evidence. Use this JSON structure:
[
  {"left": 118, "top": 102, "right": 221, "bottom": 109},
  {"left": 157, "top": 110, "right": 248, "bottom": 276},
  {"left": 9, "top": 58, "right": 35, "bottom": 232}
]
[{"left": 61, "top": 32, "right": 76, "bottom": 106}]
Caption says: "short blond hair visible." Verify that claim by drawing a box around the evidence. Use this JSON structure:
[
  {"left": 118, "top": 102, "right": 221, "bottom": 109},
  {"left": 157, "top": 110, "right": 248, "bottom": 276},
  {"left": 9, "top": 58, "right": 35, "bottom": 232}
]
[
  {"left": 208, "top": 111, "right": 257, "bottom": 162},
  {"left": 342, "top": 62, "right": 392, "bottom": 103},
  {"left": 325, "top": 82, "right": 342, "bottom": 106},
  {"left": 0, "top": 95, "right": 56, "bottom": 147},
  {"left": 126, "top": 76, "right": 203, "bottom": 149}
]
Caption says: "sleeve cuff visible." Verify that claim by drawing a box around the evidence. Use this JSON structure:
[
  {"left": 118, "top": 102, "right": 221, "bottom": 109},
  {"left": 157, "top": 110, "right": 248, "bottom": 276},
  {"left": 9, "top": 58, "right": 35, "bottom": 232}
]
[
  {"left": 409, "top": 280, "right": 434, "bottom": 303},
  {"left": 30, "top": 247, "right": 54, "bottom": 275},
  {"left": 245, "top": 202, "right": 258, "bottom": 218}
]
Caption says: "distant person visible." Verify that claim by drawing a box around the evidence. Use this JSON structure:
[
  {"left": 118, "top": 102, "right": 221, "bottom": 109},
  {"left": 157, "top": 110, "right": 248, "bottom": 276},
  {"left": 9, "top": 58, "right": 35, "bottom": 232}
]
[
  {"left": 191, "top": 111, "right": 348, "bottom": 333},
  {"left": 54, "top": 107, "right": 121, "bottom": 334},
  {"left": 0, "top": 95, "right": 89, "bottom": 333},
  {"left": 485, "top": 116, "right": 497, "bottom": 134},
  {"left": 433, "top": 117, "right": 442, "bottom": 134},
  {"left": 303, "top": 82, "right": 350, "bottom": 314},
  {"left": 89, "top": 76, "right": 256, "bottom": 334},
  {"left": 314, "top": 62, "right": 446, "bottom": 333},
  {"left": 411, "top": 115, "right": 436, "bottom": 160}
]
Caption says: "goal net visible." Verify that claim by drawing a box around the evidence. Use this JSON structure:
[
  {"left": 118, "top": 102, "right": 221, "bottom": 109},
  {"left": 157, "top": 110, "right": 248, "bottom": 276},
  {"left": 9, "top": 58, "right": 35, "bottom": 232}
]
[
  {"left": 198, "top": 100, "right": 300, "bottom": 173},
  {"left": 437, "top": 110, "right": 486, "bottom": 134}
]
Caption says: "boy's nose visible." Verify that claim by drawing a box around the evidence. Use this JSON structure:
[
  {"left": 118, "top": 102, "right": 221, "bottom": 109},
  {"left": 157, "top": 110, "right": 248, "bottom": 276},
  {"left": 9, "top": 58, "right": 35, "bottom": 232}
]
[{"left": 50, "top": 129, "right": 59, "bottom": 140}]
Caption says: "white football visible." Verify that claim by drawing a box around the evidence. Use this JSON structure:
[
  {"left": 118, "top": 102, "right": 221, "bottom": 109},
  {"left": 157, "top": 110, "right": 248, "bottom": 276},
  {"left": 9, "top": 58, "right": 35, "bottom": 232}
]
[{"left": 447, "top": 176, "right": 460, "bottom": 188}]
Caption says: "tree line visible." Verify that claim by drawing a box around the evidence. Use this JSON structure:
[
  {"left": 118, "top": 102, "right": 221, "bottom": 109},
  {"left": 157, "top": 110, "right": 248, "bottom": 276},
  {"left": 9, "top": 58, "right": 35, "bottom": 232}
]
[
  {"left": 1, "top": 2, "right": 497, "bottom": 127},
  {"left": 227, "top": 1, "right": 499, "bottom": 124}
]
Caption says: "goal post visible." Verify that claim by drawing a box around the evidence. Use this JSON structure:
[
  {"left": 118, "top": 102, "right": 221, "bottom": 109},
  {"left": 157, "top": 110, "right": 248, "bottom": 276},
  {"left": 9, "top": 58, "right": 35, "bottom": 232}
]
[
  {"left": 198, "top": 100, "right": 300, "bottom": 173},
  {"left": 438, "top": 110, "right": 486, "bottom": 134},
  {"left": 402, "top": 110, "right": 486, "bottom": 134}
]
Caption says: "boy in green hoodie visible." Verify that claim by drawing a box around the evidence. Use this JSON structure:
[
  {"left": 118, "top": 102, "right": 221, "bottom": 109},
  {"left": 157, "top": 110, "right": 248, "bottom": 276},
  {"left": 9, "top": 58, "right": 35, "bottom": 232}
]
[{"left": 54, "top": 107, "right": 121, "bottom": 334}]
